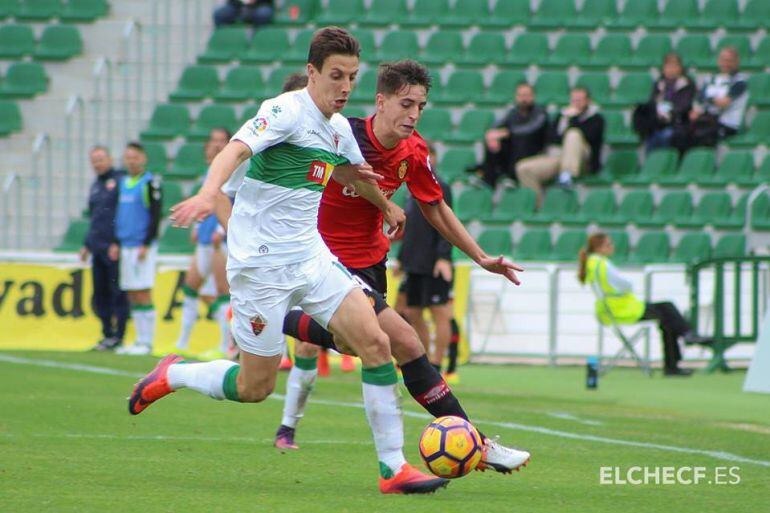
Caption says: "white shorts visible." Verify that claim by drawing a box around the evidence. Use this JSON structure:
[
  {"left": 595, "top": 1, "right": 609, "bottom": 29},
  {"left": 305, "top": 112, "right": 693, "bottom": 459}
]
[
  {"left": 228, "top": 249, "right": 358, "bottom": 357},
  {"left": 119, "top": 245, "right": 158, "bottom": 291}
]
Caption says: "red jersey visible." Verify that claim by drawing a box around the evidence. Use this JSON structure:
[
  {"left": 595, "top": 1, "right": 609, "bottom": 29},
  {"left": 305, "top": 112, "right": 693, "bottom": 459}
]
[{"left": 318, "top": 116, "right": 444, "bottom": 269}]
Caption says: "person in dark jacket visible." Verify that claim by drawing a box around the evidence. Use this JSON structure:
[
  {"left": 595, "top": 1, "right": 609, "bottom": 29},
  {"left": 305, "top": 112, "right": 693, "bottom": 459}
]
[
  {"left": 516, "top": 87, "right": 604, "bottom": 207},
  {"left": 79, "top": 146, "right": 129, "bottom": 351},
  {"left": 213, "top": 0, "right": 274, "bottom": 27}
]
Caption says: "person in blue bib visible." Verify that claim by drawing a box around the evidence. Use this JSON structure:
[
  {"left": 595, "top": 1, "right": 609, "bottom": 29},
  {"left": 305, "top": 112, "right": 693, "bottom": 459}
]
[{"left": 110, "top": 142, "right": 163, "bottom": 355}]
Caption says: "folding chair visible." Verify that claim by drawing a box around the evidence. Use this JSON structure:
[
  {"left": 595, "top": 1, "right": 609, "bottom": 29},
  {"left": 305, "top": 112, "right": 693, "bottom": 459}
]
[{"left": 592, "top": 281, "right": 654, "bottom": 376}]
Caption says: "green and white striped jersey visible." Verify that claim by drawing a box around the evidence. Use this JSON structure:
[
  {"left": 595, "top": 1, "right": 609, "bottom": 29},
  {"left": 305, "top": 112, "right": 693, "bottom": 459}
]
[{"left": 227, "top": 88, "right": 364, "bottom": 269}]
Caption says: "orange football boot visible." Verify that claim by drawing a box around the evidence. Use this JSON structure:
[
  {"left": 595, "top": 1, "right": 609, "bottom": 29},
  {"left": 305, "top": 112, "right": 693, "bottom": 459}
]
[{"left": 128, "top": 354, "right": 184, "bottom": 415}]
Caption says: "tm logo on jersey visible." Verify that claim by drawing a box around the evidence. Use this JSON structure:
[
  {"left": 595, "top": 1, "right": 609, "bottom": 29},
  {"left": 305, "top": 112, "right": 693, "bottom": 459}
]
[{"left": 307, "top": 161, "right": 333, "bottom": 186}]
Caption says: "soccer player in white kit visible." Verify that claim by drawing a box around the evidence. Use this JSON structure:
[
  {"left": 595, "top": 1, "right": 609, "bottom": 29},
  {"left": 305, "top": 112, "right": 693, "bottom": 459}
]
[{"left": 128, "top": 27, "right": 449, "bottom": 494}]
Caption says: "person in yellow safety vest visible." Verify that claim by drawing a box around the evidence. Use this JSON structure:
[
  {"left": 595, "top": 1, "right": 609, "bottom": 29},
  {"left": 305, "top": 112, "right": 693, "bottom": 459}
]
[{"left": 578, "top": 232, "right": 712, "bottom": 377}]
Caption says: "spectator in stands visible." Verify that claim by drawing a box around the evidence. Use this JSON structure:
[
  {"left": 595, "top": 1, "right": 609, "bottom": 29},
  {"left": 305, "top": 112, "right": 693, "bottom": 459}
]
[
  {"left": 678, "top": 47, "right": 748, "bottom": 150},
  {"left": 578, "top": 232, "right": 713, "bottom": 377},
  {"left": 80, "top": 146, "right": 129, "bottom": 352},
  {"left": 477, "top": 83, "right": 548, "bottom": 188},
  {"left": 516, "top": 87, "right": 604, "bottom": 207},
  {"left": 634, "top": 53, "right": 696, "bottom": 154},
  {"left": 213, "top": 0, "right": 274, "bottom": 28}
]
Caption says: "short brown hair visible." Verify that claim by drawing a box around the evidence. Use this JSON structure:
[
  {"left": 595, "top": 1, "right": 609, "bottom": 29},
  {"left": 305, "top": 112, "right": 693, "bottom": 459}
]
[
  {"left": 282, "top": 72, "right": 309, "bottom": 92},
  {"left": 376, "top": 60, "right": 432, "bottom": 95},
  {"left": 125, "top": 141, "right": 145, "bottom": 154},
  {"left": 307, "top": 27, "right": 360, "bottom": 71}
]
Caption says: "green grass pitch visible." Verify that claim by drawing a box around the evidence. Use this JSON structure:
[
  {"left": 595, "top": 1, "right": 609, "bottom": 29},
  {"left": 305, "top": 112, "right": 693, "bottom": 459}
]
[{"left": 1, "top": 351, "right": 768, "bottom": 512}]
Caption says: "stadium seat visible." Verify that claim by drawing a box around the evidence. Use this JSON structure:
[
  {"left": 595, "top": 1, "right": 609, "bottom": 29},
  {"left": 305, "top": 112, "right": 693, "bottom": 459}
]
[
  {"left": 417, "top": 108, "right": 452, "bottom": 142},
  {"left": 140, "top": 104, "right": 190, "bottom": 141},
  {"left": 0, "top": 24, "right": 35, "bottom": 59},
  {"left": 687, "top": 0, "right": 739, "bottom": 30},
  {"left": 0, "top": 100, "right": 22, "bottom": 136},
  {"left": 727, "top": 0, "right": 770, "bottom": 31},
  {"left": 15, "top": 0, "right": 61, "bottom": 20},
  {"left": 563, "top": 189, "right": 616, "bottom": 226},
  {"left": 584, "top": 150, "right": 639, "bottom": 186},
  {"left": 746, "top": 49, "right": 770, "bottom": 82},
  {"left": 60, "top": 0, "right": 109, "bottom": 22},
  {"left": 214, "top": 67, "right": 265, "bottom": 103},
  {"left": 477, "top": 228, "right": 513, "bottom": 256},
  {"left": 675, "top": 35, "right": 713, "bottom": 69},
  {"left": 729, "top": 112, "right": 770, "bottom": 147},
  {"left": 606, "top": 73, "right": 653, "bottom": 108},
  {"left": 751, "top": 193, "right": 770, "bottom": 231},
  {"left": 607, "top": 0, "right": 659, "bottom": 30},
  {"left": 349, "top": 69, "right": 377, "bottom": 104},
  {"left": 390, "top": 186, "right": 407, "bottom": 208},
  {"left": 438, "top": 148, "right": 476, "bottom": 184},
  {"left": 444, "top": 110, "right": 494, "bottom": 145},
  {"left": 569, "top": 0, "right": 617, "bottom": 28},
  {"left": 33, "top": 25, "right": 83, "bottom": 61},
  {"left": 653, "top": 0, "right": 699, "bottom": 30},
  {"left": 514, "top": 229, "right": 552, "bottom": 261},
  {"left": 637, "top": 191, "right": 693, "bottom": 228},
  {"left": 545, "top": 34, "right": 591, "bottom": 68},
  {"left": 432, "top": 70, "right": 484, "bottom": 106},
  {"left": 480, "top": 0, "right": 530, "bottom": 28},
  {"left": 586, "top": 34, "right": 632, "bottom": 69},
  {"left": 457, "top": 33, "right": 506, "bottom": 67},
  {"left": 628, "top": 232, "right": 670, "bottom": 264},
  {"left": 264, "top": 66, "right": 299, "bottom": 98},
  {"left": 626, "top": 34, "right": 671, "bottom": 70},
  {"left": 700, "top": 150, "right": 754, "bottom": 187},
  {"left": 503, "top": 33, "right": 549, "bottom": 68},
  {"left": 0, "top": 62, "right": 48, "bottom": 98},
  {"left": 534, "top": 71, "right": 569, "bottom": 106},
  {"left": 454, "top": 188, "right": 493, "bottom": 223},
  {"left": 54, "top": 219, "right": 89, "bottom": 252},
  {"left": 439, "top": 0, "right": 489, "bottom": 27},
  {"left": 169, "top": 65, "right": 220, "bottom": 102},
  {"left": 401, "top": 0, "right": 449, "bottom": 27},
  {"left": 420, "top": 31, "right": 464, "bottom": 66},
  {"left": 375, "top": 30, "right": 419, "bottom": 62},
  {"left": 161, "top": 181, "right": 185, "bottom": 211},
  {"left": 167, "top": 143, "right": 206, "bottom": 180},
  {"left": 0, "top": 0, "right": 17, "bottom": 20},
  {"left": 350, "top": 28, "right": 376, "bottom": 61},
  {"left": 242, "top": 27, "right": 291, "bottom": 64},
  {"left": 550, "top": 230, "right": 585, "bottom": 262},
  {"left": 658, "top": 147, "right": 716, "bottom": 187},
  {"left": 315, "top": 0, "right": 363, "bottom": 25},
  {"left": 143, "top": 142, "right": 167, "bottom": 174},
  {"left": 575, "top": 73, "right": 611, "bottom": 106},
  {"left": 359, "top": 0, "right": 407, "bottom": 26},
  {"left": 598, "top": 190, "right": 654, "bottom": 226},
  {"left": 670, "top": 233, "right": 711, "bottom": 264},
  {"left": 283, "top": 29, "right": 314, "bottom": 64},
  {"left": 198, "top": 28, "right": 249, "bottom": 64},
  {"left": 751, "top": 155, "right": 770, "bottom": 185},
  {"left": 714, "top": 234, "right": 746, "bottom": 258},
  {"left": 606, "top": 230, "right": 630, "bottom": 264},
  {"left": 343, "top": 106, "right": 368, "bottom": 118},
  {"left": 188, "top": 105, "right": 237, "bottom": 142},
  {"left": 603, "top": 111, "right": 638, "bottom": 146},
  {"left": 239, "top": 103, "right": 259, "bottom": 126},
  {"left": 158, "top": 226, "right": 195, "bottom": 254},
  {"left": 713, "top": 193, "right": 748, "bottom": 230},
  {"left": 478, "top": 70, "right": 526, "bottom": 106},
  {"left": 530, "top": 0, "right": 577, "bottom": 30},
  {"left": 523, "top": 188, "right": 579, "bottom": 225},
  {"left": 273, "top": 0, "right": 318, "bottom": 26},
  {"left": 675, "top": 192, "right": 731, "bottom": 228},
  {"left": 480, "top": 188, "right": 537, "bottom": 224}
]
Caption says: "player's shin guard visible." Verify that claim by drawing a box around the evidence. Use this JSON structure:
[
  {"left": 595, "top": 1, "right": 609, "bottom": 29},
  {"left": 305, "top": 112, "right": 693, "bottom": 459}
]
[
  {"left": 280, "top": 356, "right": 317, "bottom": 428},
  {"left": 361, "top": 363, "right": 408, "bottom": 477},
  {"left": 176, "top": 285, "right": 199, "bottom": 349},
  {"left": 167, "top": 360, "right": 240, "bottom": 400},
  {"left": 283, "top": 310, "right": 337, "bottom": 350}
]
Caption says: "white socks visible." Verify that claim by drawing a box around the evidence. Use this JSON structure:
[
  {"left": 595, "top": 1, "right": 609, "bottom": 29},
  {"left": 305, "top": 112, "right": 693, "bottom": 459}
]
[
  {"left": 361, "top": 363, "right": 407, "bottom": 476},
  {"left": 214, "top": 303, "right": 231, "bottom": 353},
  {"left": 132, "top": 306, "right": 155, "bottom": 348},
  {"left": 167, "top": 360, "right": 238, "bottom": 400},
  {"left": 281, "top": 356, "right": 317, "bottom": 428},
  {"left": 176, "top": 294, "right": 199, "bottom": 349}
]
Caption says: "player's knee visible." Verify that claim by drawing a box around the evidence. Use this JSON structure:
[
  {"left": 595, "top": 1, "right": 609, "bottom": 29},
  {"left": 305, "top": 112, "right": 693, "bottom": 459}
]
[
  {"left": 358, "top": 328, "right": 390, "bottom": 363},
  {"left": 238, "top": 382, "right": 274, "bottom": 403},
  {"left": 390, "top": 324, "right": 424, "bottom": 363},
  {"left": 295, "top": 341, "right": 319, "bottom": 358}
]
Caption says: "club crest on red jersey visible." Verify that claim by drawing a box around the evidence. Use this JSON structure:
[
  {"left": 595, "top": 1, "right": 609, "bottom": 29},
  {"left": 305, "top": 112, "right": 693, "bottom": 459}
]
[
  {"left": 250, "top": 315, "right": 266, "bottom": 336},
  {"left": 398, "top": 160, "right": 409, "bottom": 180}
]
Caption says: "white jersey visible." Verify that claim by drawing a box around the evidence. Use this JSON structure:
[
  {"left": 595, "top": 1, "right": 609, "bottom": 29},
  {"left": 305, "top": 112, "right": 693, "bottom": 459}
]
[{"left": 227, "top": 88, "right": 364, "bottom": 269}]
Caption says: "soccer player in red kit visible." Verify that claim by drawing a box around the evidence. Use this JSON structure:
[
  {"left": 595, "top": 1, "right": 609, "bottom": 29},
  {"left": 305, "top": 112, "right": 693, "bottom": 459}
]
[{"left": 276, "top": 60, "right": 531, "bottom": 477}]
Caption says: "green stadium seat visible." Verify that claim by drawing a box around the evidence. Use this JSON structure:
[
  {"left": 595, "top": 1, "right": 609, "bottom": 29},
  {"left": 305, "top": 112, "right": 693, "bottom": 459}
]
[
  {"left": 658, "top": 147, "right": 716, "bottom": 187},
  {"left": 477, "top": 228, "right": 513, "bottom": 256},
  {"left": 140, "top": 104, "right": 190, "bottom": 141},
  {"left": 586, "top": 34, "right": 632, "bottom": 69},
  {"left": 714, "top": 234, "right": 746, "bottom": 258},
  {"left": 33, "top": 25, "right": 83, "bottom": 61},
  {"left": 350, "top": 28, "right": 376, "bottom": 62},
  {"left": 273, "top": 0, "right": 318, "bottom": 26},
  {"left": 700, "top": 150, "right": 754, "bottom": 187},
  {"left": 0, "top": 24, "right": 34, "bottom": 59},
  {"left": 169, "top": 65, "right": 220, "bottom": 102},
  {"left": 749, "top": 155, "right": 770, "bottom": 188},
  {"left": 746, "top": 42, "right": 770, "bottom": 76},
  {"left": 545, "top": 34, "right": 591, "bottom": 68},
  {"left": 0, "top": 100, "right": 22, "bottom": 136},
  {"left": 727, "top": 0, "right": 770, "bottom": 31},
  {"left": 530, "top": 0, "right": 577, "bottom": 30},
  {"left": 606, "top": 231, "right": 630, "bottom": 264},
  {"left": 523, "top": 188, "right": 579, "bottom": 225},
  {"left": 390, "top": 186, "right": 407, "bottom": 208},
  {"left": 606, "top": 73, "right": 653, "bottom": 108},
  {"left": 161, "top": 181, "right": 185, "bottom": 211},
  {"left": 444, "top": 110, "right": 494, "bottom": 145},
  {"left": 670, "top": 233, "right": 711, "bottom": 264},
  {"left": 315, "top": 0, "right": 363, "bottom": 25},
  {"left": 457, "top": 33, "right": 506, "bottom": 67},
  {"left": 626, "top": 35, "right": 671, "bottom": 70},
  {"left": 359, "top": 0, "right": 407, "bottom": 26},
  {"left": 550, "top": 230, "right": 585, "bottom": 262},
  {"left": 15, "top": 0, "right": 61, "bottom": 20},
  {"left": 687, "top": 0, "right": 739, "bottom": 30},
  {"left": 343, "top": 106, "right": 368, "bottom": 118},
  {"left": 283, "top": 29, "right": 314, "bottom": 64},
  {"left": 0, "top": 0, "right": 17, "bottom": 20},
  {"left": 628, "top": 232, "right": 670, "bottom": 264},
  {"left": 534, "top": 71, "right": 569, "bottom": 105},
  {"left": 0, "top": 62, "right": 48, "bottom": 98},
  {"left": 198, "top": 28, "right": 249, "bottom": 64},
  {"left": 433, "top": 70, "right": 484, "bottom": 106},
  {"left": 439, "top": 0, "right": 489, "bottom": 27},
  {"left": 349, "top": 69, "right": 377, "bottom": 104},
  {"left": 480, "top": 188, "right": 537, "bottom": 224},
  {"left": 167, "top": 143, "right": 206, "bottom": 180},
  {"left": 214, "top": 67, "right": 265, "bottom": 103},
  {"left": 503, "top": 33, "right": 549, "bottom": 68},
  {"left": 54, "top": 219, "right": 89, "bottom": 252},
  {"left": 478, "top": 70, "right": 526, "bottom": 107},
  {"left": 159, "top": 226, "right": 195, "bottom": 254},
  {"left": 637, "top": 191, "right": 693, "bottom": 228},
  {"left": 420, "top": 31, "right": 464, "bottom": 66},
  {"left": 242, "top": 27, "right": 291, "bottom": 64},
  {"left": 584, "top": 150, "right": 639, "bottom": 186},
  {"left": 714, "top": 194, "right": 748, "bottom": 230},
  {"left": 238, "top": 103, "right": 259, "bottom": 126},
  {"left": 264, "top": 66, "right": 299, "bottom": 98},
  {"left": 417, "top": 109, "right": 452, "bottom": 142},
  {"left": 598, "top": 190, "right": 654, "bottom": 226},
  {"left": 728, "top": 112, "right": 770, "bottom": 147},
  {"left": 188, "top": 105, "right": 237, "bottom": 142},
  {"left": 60, "top": 0, "right": 108, "bottom": 22},
  {"left": 675, "top": 35, "right": 713, "bottom": 69},
  {"left": 607, "top": 0, "right": 659, "bottom": 30},
  {"left": 568, "top": 0, "right": 617, "bottom": 28},
  {"left": 563, "top": 189, "right": 615, "bottom": 226},
  {"left": 402, "top": 0, "right": 449, "bottom": 28},
  {"left": 375, "top": 30, "right": 419, "bottom": 62},
  {"left": 575, "top": 73, "right": 611, "bottom": 106},
  {"left": 653, "top": 0, "right": 699, "bottom": 30},
  {"left": 514, "top": 229, "right": 552, "bottom": 261},
  {"left": 143, "top": 142, "right": 167, "bottom": 174},
  {"left": 603, "top": 111, "right": 638, "bottom": 146},
  {"left": 751, "top": 193, "right": 770, "bottom": 231},
  {"left": 480, "top": 0, "right": 530, "bottom": 28},
  {"left": 438, "top": 148, "right": 476, "bottom": 184},
  {"left": 454, "top": 188, "right": 493, "bottom": 223},
  {"left": 620, "top": 149, "right": 679, "bottom": 187},
  {"left": 675, "top": 192, "right": 731, "bottom": 228}
]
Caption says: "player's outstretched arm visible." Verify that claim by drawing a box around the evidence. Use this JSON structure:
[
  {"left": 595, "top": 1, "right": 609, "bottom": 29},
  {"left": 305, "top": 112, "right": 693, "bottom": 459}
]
[
  {"left": 418, "top": 200, "right": 523, "bottom": 285},
  {"left": 170, "top": 141, "right": 251, "bottom": 227},
  {"left": 350, "top": 177, "right": 406, "bottom": 240}
]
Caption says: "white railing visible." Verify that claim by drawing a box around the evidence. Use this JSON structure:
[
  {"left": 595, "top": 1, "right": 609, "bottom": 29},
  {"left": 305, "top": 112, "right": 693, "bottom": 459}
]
[
  {"left": 31, "top": 133, "right": 52, "bottom": 248},
  {"left": 1, "top": 173, "right": 22, "bottom": 249},
  {"left": 64, "top": 95, "right": 86, "bottom": 219}
]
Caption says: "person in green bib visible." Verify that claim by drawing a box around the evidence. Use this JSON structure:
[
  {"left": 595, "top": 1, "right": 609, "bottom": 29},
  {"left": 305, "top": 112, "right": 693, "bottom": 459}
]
[{"left": 578, "top": 232, "right": 712, "bottom": 377}]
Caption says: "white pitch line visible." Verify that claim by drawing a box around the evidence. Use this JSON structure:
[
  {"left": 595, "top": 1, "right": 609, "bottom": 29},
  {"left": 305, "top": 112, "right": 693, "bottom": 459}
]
[
  {"left": 0, "top": 432, "right": 371, "bottom": 445},
  {"left": 547, "top": 411, "right": 604, "bottom": 426},
  {"left": 1, "top": 353, "right": 769, "bottom": 468}
]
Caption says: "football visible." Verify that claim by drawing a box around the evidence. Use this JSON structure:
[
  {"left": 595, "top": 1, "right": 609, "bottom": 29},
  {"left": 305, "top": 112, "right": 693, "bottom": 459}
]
[{"left": 419, "top": 416, "right": 483, "bottom": 478}]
